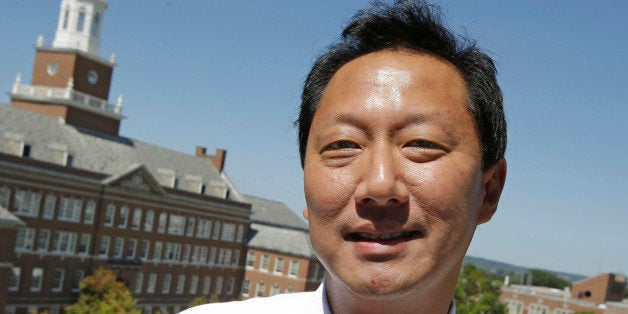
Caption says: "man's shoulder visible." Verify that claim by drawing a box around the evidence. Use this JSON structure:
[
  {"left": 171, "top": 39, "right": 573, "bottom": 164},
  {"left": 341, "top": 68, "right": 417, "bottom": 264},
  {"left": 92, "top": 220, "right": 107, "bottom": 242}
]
[{"left": 180, "top": 291, "right": 321, "bottom": 314}]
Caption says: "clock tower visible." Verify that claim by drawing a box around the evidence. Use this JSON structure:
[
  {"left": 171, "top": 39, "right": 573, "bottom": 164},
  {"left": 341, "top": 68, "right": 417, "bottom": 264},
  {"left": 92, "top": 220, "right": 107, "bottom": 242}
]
[{"left": 9, "top": 0, "right": 124, "bottom": 136}]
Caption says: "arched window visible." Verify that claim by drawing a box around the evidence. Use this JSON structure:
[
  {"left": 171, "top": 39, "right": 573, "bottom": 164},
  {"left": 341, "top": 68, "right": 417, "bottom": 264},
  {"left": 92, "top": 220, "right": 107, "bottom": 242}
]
[
  {"left": 76, "top": 8, "right": 86, "bottom": 32},
  {"left": 91, "top": 12, "right": 100, "bottom": 37}
]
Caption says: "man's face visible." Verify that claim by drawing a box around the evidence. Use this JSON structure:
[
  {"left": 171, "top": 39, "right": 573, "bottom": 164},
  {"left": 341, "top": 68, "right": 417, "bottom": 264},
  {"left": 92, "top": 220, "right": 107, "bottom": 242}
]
[{"left": 303, "top": 50, "right": 504, "bottom": 298}]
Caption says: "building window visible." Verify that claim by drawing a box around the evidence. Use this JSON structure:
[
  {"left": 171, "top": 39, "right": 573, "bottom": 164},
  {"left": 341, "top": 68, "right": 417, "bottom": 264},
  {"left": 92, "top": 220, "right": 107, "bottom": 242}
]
[
  {"left": 135, "top": 273, "right": 143, "bottom": 294},
  {"left": 241, "top": 279, "right": 250, "bottom": 296},
  {"left": 62, "top": 8, "right": 70, "bottom": 29},
  {"left": 51, "top": 231, "right": 78, "bottom": 254},
  {"left": 191, "top": 245, "right": 201, "bottom": 264},
  {"left": 16, "top": 227, "right": 36, "bottom": 250},
  {"left": 196, "top": 219, "right": 212, "bottom": 238},
  {"left": 208, "top": 246, "right": 217, "bottom": 265},
  {"left": 104, "top": 204, "right": 115, "bottom": 227},
  {"left": 9, "top": 267, "right": 20, "bottom": 291},
  {"left": 289, "top": 260, "right": 299, "bottom": 277},
  {"left": 528, "top": 303, "right": 548, "bottom": 314},
  {"left": 202, "top": 276, "right": 212, "bottom": 294},
  {"left": 200, "top": 246, "right": 209, "bottom": 264},
  {"left": 131, "top": 208, "right": 142, "bottom": 230},
  {"left": 182, "top": 244, "right": 191, "bottom": 263},
  {"left": 168, "top": 215, "right": 185, "bottom": 235},
  {"left": 72, "top": 269, "right": 84, "bottom": 292},
  {"left": 42, "top": 194, "right": 56, "bottom": 219},
  {"left": 220, "top": 223, "right": 236, "bottom": 242},
  {"left": 113, "top": 237, "right": 124, "bottom": 258},
  {"left": 270, "top": 284, "right": 280, "bottom": 296},
  {"left": 255, "top": 282, "right": 265, "bottom": 297},
  {"left": 226, "top": 277, "right": 235, "bottom": 294},
  {"left": 78, "top": 233, "right": 90, "bottom": 255},
  {"left": 275, "top": 257, "right": 284, "bottom": 274},
  {"left": 233, "top": 249, "right": 240, "bottom": 266},
  {"left": 76, "top": 8, "right": 86, "bottom": 32},
  {"left": 186, "top": 217, "right": 195, "bottom": 237},
  {"left": 506, "top": 299, "right": 523, "bottom": 314},
  {"left": 156, "top": 168, "right": 176, "bottom": 187},
  {"left": 189, "top": 275, "right": 199, "bottom": 294},
  {"left": 161, "top": 274, "right": 172, "bottom": 294},
  {"left": 164, "top": 242, "right": 182, "bottom": 262},
  {"left": 127, "top": 238, "right": 137, "bottom": 259},
  {"left": 99, "top": 236, "right": 110, "bottom": 257},
  {"left": 246, "top": 252, "right": 256, "bottom": 268},
  {"left": 84, "top": 200, "right": 96, "bottom": 224},
  {"left": 212, "top": 221, "right": 221, "bottom": 240},
  {"left": 153, "top": 241, "right": 163, "bottom": 261},
  {"left": 48, "top": 145, "right": 69, "bottom": 165},
  {"left": 157, "top": 213, "right": 167, "bottom": 233},
  {"left": 13, "top": 190, "right": 41, "bottom": 217},
  {"left": 0, "top": 186, "right": 10, "bottom": 208},
  {"left": 91, "top": 12, "right": 100, "bottom": 37},
  {"left": 285, "top": 286, "right": 294, "bottom": 293},
  {"left": 51, "top": 269, "right": 65, "bottom": 292},
  {"left": 139, "top": 240, "right": 150, "bottom": 260},
  {"left": 144, "top": 210, "right": 154, "bottom": 231},
  {"left": 30, "top": 268, "right": 44, "bottom": 291},
  {"left": 235, "top": 225, "right": 244, "bottom": 243},
  {"left": 176, "top": 275, "right": 186, "bottom": 294},
  {"left": 58, "top": 197, "right": 83, "bottom": 222},
  {"left": 37, "top": 229, "right": 51, "bottom": 251},
  {"left": 147, "top": 273, "right": 157, "bottom": 294},
  {"left": 221, "top": 249, "right": 232, "bottom": 266},
  {"left": 215, "top": 276, "right": 223, "bottom": 295},
  {"left": 118, "top": 206, "right": 129, "bottom": 228},
  {"left": 5, "top": 137, "right": 26, "bottom": 156},
  {"left": 260, "top": 255, "right": 270, "bottom": 271}
]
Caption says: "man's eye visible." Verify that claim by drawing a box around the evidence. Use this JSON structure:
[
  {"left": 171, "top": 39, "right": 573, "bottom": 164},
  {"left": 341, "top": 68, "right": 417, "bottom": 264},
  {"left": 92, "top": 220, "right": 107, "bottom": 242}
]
[
  {"left": 326, "top": 141, "right": 360, "bottom": 150},
  {"left": 404, "top": 140, "right": 441, "bottom": 149}
]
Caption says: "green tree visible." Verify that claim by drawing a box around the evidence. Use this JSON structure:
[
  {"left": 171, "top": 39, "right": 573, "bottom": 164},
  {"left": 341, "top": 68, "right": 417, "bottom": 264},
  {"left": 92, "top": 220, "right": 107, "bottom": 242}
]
[
  {"left": 528, "top": 269, "right": 572, "bottom": 289},
  {"left": 455, "top": 263, "right": 506, "bottom": 314},
  {"left": 65, "top": 267, "right": 140, "bottom": 314}
]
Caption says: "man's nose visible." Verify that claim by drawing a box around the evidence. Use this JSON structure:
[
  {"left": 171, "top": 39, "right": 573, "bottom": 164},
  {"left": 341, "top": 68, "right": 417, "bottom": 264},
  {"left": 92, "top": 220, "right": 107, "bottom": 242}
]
[{"left": 354, "top": 145, "right": 409, "bottom": 206}]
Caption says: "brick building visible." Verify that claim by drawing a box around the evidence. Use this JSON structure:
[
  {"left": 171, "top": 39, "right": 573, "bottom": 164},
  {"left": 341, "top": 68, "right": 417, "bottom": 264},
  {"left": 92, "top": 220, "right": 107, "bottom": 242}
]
[
  {"left": 1, "top": 0, "right": 254, "bottom": 312},
  {"left": 242, "top": 196, "right": 324, "bottom": 299},
  {"left": 501, "top": 273, "right": 628, "bottom": 314}
]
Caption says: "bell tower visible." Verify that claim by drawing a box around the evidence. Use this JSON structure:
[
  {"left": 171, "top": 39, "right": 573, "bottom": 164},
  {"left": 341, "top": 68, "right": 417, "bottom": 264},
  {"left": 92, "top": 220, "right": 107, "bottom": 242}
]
[{"left": 9, "top": 0, "right": 124, "bottom": 137}]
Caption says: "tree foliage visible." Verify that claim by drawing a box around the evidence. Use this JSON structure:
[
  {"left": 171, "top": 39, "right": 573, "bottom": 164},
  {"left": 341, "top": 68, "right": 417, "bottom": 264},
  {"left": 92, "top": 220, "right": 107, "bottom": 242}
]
[
  {"left": 455, "top": 263, "right": 506, "bottom": 314},
  {"left": 65, "top": 267, "right": 140, "bottom": 314},
  {"left": 528, "top": 269, "right": 572, "bottom": 289}
]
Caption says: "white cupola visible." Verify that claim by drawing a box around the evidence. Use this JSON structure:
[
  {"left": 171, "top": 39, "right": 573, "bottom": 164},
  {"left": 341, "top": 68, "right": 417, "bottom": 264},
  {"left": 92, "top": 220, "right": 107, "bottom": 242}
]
[{"left": 52, "top": 0, "right": 108, "bottom": 56}]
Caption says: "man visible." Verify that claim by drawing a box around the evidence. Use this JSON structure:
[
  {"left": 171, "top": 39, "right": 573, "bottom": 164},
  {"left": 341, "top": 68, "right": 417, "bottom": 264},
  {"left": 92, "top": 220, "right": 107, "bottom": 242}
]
[{"left": 183, "top": 1, "right": 506, "bottom": 313}]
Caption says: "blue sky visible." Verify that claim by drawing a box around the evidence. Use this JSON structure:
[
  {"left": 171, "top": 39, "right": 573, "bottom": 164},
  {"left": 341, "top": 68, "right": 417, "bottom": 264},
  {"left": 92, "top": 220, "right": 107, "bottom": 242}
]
[{"left": 1, "top": 1, "right": 626, "bottom": 278}]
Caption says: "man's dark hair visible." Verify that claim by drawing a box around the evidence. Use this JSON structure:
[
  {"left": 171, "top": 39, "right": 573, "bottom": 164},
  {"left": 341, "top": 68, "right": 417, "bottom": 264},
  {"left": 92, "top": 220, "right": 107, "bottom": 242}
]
[{"left": 297, "top": 0, "right": 506, "bottom": 170}]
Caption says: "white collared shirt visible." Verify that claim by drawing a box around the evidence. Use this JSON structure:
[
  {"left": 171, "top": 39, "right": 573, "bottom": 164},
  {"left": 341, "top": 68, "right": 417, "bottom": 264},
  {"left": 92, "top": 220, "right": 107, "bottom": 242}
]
[{"left": 179, "top": 282, "right": 454, "bottom": 313}]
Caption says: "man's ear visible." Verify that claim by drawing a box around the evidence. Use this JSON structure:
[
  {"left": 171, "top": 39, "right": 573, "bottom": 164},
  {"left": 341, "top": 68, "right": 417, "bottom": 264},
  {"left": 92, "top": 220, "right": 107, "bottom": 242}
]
[
  {"left": 477, "top": 158, "right": 507, "bottom": 225},
  {"left": 303, "top": 207, "right": 310, "bottom": 221}
]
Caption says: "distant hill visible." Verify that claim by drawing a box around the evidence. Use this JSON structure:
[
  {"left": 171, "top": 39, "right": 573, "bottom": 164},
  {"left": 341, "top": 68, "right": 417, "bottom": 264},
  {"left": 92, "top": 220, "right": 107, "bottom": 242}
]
[{"left": 463, "top": 255, "right": 587, "bottom": 283}]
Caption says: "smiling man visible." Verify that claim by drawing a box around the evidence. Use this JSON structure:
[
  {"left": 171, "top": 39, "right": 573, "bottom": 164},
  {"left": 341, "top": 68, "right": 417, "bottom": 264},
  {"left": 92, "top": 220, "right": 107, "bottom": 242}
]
[{"left": 183, "top": 1, "right": 506, "bottom": 313}]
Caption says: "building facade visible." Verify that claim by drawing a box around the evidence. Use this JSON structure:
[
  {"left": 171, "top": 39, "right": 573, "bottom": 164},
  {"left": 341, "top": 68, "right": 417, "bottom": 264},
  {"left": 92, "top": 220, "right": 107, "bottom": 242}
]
[
  {"left": 242, "top": 196, "right": 324, "bottom": 299},
  {"left": 501, "top": 273, "right": 628, "bottom": 314},
  {"left": 1, "top": 0, "right": 254, "bottom": 313}
]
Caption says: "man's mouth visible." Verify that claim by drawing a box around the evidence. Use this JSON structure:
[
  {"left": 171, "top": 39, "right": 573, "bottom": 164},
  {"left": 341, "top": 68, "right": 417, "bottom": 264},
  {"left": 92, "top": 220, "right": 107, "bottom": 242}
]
[{"left": 347, "top": 231, "right": 422, "bottom": 242}]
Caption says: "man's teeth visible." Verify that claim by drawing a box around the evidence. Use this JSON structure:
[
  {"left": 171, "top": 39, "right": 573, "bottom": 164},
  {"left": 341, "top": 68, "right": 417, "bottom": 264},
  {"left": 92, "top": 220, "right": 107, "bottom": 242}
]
[{"left": 358, "top": 232, "right": 412, "bottom": 240}]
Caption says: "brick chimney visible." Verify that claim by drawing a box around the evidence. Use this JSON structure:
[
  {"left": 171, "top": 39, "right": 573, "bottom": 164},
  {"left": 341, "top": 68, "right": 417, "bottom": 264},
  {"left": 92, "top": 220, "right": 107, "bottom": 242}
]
[{"left": 195, "top": 147, "right": 227, "bottom": 173}]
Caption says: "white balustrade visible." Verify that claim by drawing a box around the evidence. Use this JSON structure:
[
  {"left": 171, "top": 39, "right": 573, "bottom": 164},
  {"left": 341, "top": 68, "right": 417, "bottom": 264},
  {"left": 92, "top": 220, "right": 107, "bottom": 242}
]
[{"left": 11, "top": 83, "right": 122, "bottom": 115}]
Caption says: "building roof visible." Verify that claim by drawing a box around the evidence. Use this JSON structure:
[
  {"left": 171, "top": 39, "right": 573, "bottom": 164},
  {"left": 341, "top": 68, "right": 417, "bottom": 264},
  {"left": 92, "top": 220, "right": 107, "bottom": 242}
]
[
  {"left": 245, "top": 194, "right": 308, "bottom": 231},
  {"left": 0, "top": 104, "right": 245, "bottom": 202},
  {"left": 0, "top": 204, "right": 25, "bottom": 228},
  {"left": 247, "top": 223, "right": 315, "bottom": 258}
]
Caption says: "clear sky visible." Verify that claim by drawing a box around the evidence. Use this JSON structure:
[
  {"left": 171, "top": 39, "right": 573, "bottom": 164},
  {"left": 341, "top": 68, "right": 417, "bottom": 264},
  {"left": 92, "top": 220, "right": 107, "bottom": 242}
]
[{"left": 1, "top": 1, "right": 626, "bottom": 278}]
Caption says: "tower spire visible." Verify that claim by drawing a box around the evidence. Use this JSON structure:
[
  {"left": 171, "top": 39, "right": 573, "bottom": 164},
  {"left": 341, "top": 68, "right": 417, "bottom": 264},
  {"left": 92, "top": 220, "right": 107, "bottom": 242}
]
[{"left": 52, "top": 0, "right": 108, "bottom": 56}]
